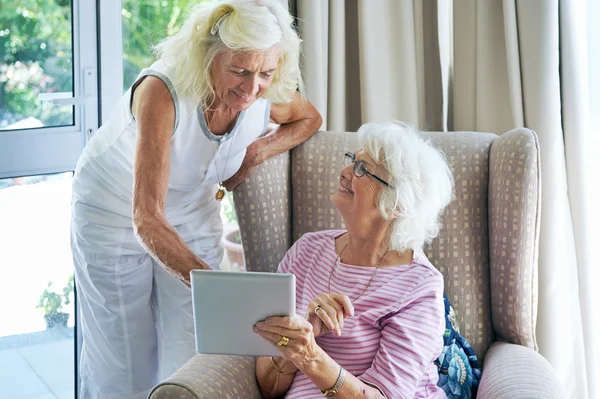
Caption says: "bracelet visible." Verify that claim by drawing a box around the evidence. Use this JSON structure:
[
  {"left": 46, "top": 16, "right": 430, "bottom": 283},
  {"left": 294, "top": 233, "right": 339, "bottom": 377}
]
[{"left": 269, "top": 356, "right": 297, "bottom": 375}]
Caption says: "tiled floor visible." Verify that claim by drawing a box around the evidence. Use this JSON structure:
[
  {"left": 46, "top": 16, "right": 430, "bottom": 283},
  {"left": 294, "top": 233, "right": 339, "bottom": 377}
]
[{"left": 0, "top": 329, "right": 75, "bottom": 399}]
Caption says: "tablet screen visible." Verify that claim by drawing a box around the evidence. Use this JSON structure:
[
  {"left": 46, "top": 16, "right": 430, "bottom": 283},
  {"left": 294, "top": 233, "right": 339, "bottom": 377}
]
[{"left": 191, "top": 270, "right": 296, "bottom": 356}]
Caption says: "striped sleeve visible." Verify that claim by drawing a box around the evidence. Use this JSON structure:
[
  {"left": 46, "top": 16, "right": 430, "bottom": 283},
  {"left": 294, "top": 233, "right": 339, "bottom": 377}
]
[
  {"left": 276, "top": 234, "right": 305, "bottom": 274},
  {"left": 358, "top": 272, "right": 445, "bottom": 398}
]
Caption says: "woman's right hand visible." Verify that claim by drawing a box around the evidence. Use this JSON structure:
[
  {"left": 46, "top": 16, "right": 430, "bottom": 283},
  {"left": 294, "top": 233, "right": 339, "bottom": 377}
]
[{"left": 306, "top": 293, "right": 354, "bottom": 337}]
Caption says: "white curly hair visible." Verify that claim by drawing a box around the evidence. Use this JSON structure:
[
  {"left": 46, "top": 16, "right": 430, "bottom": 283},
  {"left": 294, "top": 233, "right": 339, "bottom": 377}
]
[{"left": 357, "top": 121, "right": 455, "bottom": 252}]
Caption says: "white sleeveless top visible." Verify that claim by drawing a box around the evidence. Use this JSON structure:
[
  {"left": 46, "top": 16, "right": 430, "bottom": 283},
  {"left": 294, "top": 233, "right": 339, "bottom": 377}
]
[{"left": 71, "top": 59, "right": 270, "bottom": 255}]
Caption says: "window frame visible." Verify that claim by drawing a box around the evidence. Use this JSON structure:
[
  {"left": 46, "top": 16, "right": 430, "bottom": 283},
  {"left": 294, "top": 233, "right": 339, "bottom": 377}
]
[
  {"left": 98, "top": 0, "right": 124, "bottom": 124},
  {"left": 0, "top": 0, "right": 99, "bottom": 180}
]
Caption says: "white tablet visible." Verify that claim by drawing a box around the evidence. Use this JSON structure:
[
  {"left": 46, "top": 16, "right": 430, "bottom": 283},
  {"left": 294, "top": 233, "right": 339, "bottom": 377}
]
[{"left": 190, "top": 269, "right": 296, "bottom": 357}]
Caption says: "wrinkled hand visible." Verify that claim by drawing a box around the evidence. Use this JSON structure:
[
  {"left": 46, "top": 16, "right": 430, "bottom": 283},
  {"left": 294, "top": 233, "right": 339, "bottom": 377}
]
[
  {"left": 254, "top": 316, "right": 320, "bottom": 365},
  {"left": 223, "top": 140, "right": 265, "bottom": 191},
  {"left": 306, "top": 293, "right": 354, "bottom": 337}
]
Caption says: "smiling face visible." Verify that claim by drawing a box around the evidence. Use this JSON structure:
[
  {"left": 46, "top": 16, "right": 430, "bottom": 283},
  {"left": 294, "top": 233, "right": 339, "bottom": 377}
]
[
  {"left": 332, "top": 150, "right": 390, "bottom": 227},
  {"left": 210, "top": 47, "right": 280, "bottom": 111}
]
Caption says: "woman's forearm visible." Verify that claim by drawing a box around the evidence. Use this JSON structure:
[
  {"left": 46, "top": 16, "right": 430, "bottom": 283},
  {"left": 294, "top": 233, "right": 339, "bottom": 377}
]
[
  {"left": 256, "top": 115, "right": 321, "bottom": 163},
  {"left": 256, "top": 356, "right": 298, "bottom": 398},
  {"left": 299, "top": 349, "right": 385, "bottom": 399},
  {"left": 133, "top": 215, "right": 210, "bottom": 283}
]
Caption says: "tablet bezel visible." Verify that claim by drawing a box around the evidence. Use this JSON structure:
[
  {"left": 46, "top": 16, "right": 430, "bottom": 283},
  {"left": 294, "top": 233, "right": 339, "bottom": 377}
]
[{"left": 190, "top": 269, "right": 296, "bottom": 357}]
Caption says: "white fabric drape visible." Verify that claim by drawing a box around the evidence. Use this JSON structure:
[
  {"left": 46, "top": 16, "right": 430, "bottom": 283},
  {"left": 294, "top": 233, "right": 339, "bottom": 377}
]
[
  {"left": 296, "top": 0, "right": 360, "bottom": 131},
  {"left": 453, "top": 1, "right": 594, "bottom": 398},
  {"left": 297, "top": 0, "right": 443, "bottom": 132},
  {"left": 559, "top": 1, "right": 598, "bottom": 397},
  {"left": 296, "top": 1, "right": 599, "bottom": 398}
]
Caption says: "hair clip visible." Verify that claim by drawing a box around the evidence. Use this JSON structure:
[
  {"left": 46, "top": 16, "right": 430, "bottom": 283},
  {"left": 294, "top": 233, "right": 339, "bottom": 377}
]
[{"left": 210, "top": 9, "right": 233, "bottom": 35}]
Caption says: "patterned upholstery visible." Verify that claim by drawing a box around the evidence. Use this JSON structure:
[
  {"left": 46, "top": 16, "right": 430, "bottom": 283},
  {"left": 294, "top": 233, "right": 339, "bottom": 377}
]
[
  {"left": 489, "top": 129, "right": 540, "bottom": 350},
  {"left": 418, "top": 132, "right": 497, "bottom": 359},
  {"left": 150, "top": 129, "right": 559, "bottom": 398},
  {"left": 148, "top": 355, "right": 260, "bottom": 399},
  {"left": 291, "top": 132, "right": 351, "bottom": 240},
  {"left": 233, "top": 150, "right": 291, "bottom": 273}
]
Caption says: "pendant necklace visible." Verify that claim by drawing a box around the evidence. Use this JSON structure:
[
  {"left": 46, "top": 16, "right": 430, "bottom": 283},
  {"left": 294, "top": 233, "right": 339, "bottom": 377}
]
[
  {"left": 328, "top": 240, "right": 391, "bottom": 303},
  {"left": 210, "top": 126, "right": 236, "bottom": 201}
]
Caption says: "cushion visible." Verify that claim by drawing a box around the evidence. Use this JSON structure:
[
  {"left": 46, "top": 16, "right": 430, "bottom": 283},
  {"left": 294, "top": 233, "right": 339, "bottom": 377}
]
[{"left": 436, "top": 294, "right": 482, "bottom": 398}]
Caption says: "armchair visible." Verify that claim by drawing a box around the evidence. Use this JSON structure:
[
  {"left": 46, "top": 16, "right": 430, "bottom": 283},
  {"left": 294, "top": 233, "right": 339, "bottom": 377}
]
[{"left": 149, "top": 129, "right": 564, "bottom": 398}]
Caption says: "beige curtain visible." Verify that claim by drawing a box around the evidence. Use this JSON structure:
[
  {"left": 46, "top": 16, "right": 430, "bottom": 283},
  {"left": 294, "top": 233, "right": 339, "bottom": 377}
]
[
  {"left": 454, "top": 2, "right": 595, "bottom": 397},
  {"left": 296, "top": 0, "right": 443, "bottom": 131},
  {"left": 296, "top": 1, "right": 598, "bottom": 398}
]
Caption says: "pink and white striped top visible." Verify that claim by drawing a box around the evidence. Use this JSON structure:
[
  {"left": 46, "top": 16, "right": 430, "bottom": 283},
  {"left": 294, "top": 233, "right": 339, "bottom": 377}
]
[{"left": 278, "top": 230, "right": 446, "bottom": 399}]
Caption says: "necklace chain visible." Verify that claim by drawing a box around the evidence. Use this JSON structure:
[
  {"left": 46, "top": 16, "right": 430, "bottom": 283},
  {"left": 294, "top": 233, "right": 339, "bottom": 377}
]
[
  {"left": 209, "top": 112, "right": 237, "bottom": 200},
  {"left": 328, "top": 239, "right": 391, "bottom": 303},
  {"left": 212, "top": 135, "right": 235, "bottom": 185}
]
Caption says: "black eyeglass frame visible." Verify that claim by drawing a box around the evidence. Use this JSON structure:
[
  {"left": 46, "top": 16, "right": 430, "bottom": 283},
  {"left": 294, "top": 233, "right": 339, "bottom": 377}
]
[{"left": 344, "top": 152, "right": 393, "bottom": 188}]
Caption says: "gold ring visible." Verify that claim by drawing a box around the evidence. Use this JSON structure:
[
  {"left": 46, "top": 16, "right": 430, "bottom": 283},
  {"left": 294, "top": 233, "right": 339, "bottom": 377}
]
[{"left": 276, "top": 335, "right": 290, "bottom": 347}]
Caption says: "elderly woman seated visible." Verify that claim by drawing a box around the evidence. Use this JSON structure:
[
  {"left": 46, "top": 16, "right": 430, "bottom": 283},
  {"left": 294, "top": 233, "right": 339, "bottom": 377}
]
[{"left": 253, "top": 121, "right": 454, "bottom": 398}]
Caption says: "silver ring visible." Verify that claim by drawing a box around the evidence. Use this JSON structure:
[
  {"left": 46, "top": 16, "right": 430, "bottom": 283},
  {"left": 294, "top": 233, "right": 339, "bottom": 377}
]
[{"left": 315, "top": 305, "right": 322, "bottom": 314}]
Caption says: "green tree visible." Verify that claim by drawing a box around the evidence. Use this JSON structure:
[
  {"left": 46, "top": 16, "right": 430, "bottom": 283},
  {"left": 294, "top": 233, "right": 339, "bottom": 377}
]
[
  {"left": 122, "top": 0, "right": 199, "bottom": 91},
  {"left": 0, "top": 0, "right": 202, "bottom": 127},
  {"left": 0, "top": 0, "right": 72, "bottom": 126}
]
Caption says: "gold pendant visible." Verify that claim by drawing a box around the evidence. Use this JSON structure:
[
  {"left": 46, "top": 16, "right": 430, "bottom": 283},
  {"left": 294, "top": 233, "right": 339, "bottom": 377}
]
[{"left": 215, "top": 187, "right": 225, "bottom": 201}]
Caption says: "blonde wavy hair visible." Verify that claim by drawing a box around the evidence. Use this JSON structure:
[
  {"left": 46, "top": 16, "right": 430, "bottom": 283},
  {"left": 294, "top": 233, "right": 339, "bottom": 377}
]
[{"left": 153, "top": 0, "right": 303, "bottom": 108}]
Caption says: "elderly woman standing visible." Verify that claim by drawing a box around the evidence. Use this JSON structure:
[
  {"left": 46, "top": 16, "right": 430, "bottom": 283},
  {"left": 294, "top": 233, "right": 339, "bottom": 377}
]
[
  {"left": 70, "top": 1, "right": 321, "bottom": 398},
  {"left": 254, "top": 121, "right": 453, "bottom": 398}
]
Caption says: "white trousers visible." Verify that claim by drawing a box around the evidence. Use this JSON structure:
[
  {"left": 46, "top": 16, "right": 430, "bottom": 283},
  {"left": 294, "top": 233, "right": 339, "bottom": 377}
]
[{"left": 71, "top": 225, "right": 222, "bottom": 399}]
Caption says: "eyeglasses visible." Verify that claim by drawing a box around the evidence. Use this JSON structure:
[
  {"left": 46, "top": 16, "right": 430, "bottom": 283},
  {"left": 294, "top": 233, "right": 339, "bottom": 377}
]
[{"left": 343, "top": 152, "right": 392, "bottom": 188}]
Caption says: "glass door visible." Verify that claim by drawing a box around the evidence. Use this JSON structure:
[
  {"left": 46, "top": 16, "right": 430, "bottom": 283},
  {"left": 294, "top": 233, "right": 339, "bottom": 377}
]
[
  {"left": 0, "top": 0, "right": 97, "bottom": 179},
  {"left": 0, "top": 1, "right": 97, "bottom": 398}
]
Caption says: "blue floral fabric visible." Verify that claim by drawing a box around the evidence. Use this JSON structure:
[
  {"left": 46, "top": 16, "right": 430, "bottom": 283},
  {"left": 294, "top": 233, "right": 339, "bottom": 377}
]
[{"left": 435, "top": 295, "right": 482, "bottom": 398}]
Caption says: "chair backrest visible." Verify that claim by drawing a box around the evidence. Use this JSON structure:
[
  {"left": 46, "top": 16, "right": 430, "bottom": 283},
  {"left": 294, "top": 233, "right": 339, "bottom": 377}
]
[{"left": 233, "top": 129, "right": 540, "bottom": 360}]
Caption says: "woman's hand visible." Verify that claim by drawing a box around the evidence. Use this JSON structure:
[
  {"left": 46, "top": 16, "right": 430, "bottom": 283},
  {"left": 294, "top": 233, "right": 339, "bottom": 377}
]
[
  {"left": 254, "top": 316, "right": 321, "bottom": 367},
  {"left": 306, "top": 293, "right": 354, "bottom": 337},
  {"left": 255, "top": 313, "right": 385, "bottom": 399}
]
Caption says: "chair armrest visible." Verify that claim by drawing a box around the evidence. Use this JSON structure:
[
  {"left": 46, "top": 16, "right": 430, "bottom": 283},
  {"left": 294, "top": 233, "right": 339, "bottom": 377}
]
[
  {"left": 477, "top": 341, "right": 565, "bottom": 399},
  {"left": 148, "top": 354, "right": 261, "bottom": 399}
]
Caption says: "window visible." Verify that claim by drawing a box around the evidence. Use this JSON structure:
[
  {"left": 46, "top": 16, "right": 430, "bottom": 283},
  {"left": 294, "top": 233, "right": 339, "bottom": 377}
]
[
  {"left": 0, "top": 0, "right": 97, "bottom": 180},
  {"left": 0, "top": 2, "right": 74, "bottom": 132},
  {"left": 0, "top": 1, "right": 97, "bottom": 398},
  {"left": 122, "top": 0, "right": 200, "bottom": 92},
  {"left": 0, "top": 172, "right": 75, "bottom": 399}
]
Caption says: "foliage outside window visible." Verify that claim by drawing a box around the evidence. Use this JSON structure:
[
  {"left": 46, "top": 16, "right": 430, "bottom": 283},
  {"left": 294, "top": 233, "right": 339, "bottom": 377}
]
[
  {"left": 0, "top": 0, "right": 73, "bottom": 128},
  {"left": 221, "top": 191, "right": 238, "bottom": 224},
  {"left": 0, "top": 1, "right": 206, "bottom": 129},
  {"left": 122, "top": 0, "right": 201, "bottom": 92}
]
